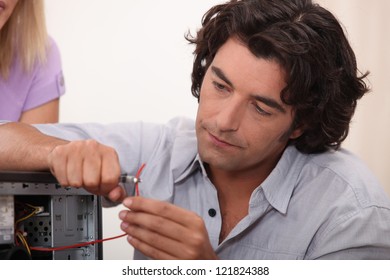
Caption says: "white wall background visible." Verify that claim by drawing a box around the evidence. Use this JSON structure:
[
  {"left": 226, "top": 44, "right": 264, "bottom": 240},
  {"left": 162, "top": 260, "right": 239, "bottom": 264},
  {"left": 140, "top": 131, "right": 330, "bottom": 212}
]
[{"left": 45, "top": 0, "right": 390, "bottom": 259}]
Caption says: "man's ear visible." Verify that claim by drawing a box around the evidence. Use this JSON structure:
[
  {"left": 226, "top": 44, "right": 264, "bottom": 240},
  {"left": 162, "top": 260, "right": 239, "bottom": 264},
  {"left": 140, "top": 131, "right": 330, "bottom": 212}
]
[{"left": 289, "top": 124, "right": 305, "bottom": 140}]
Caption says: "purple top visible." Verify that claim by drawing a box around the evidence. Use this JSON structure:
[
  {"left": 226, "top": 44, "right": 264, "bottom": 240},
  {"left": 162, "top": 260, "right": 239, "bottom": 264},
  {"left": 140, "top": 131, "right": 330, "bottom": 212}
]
[{"left": 0, "top": 37, "right": 66, "bottom": 121}]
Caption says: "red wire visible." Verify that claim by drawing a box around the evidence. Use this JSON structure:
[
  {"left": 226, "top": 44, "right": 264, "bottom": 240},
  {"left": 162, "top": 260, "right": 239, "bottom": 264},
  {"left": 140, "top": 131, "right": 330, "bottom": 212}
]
[
  {"left": 29, "top": 163, "right": 146, "bottom": 253},
  {"left": 30, "top": 233, "right": 127, "bottom": 252},
  {"left": 135, "top": 163, "right": 146, "bottom": 196}
]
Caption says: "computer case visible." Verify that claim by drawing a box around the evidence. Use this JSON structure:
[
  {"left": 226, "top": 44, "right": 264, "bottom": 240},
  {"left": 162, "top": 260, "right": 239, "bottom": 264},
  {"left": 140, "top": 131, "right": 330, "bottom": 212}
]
[{"left": 0, "top": 171, "right": 102, "bottom": 260}]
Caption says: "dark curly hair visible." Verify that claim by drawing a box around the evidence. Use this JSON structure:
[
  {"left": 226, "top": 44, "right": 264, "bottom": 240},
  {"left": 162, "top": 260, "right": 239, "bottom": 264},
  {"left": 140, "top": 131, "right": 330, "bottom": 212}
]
[{"left": 186, "top": 0, "right": 369, "bottom": 153}]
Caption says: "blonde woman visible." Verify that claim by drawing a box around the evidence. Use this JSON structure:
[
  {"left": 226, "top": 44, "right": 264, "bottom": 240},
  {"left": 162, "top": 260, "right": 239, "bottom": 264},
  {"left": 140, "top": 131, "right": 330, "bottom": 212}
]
[{"left": 0, "top": 0, "right": 65, "bottom": 123}]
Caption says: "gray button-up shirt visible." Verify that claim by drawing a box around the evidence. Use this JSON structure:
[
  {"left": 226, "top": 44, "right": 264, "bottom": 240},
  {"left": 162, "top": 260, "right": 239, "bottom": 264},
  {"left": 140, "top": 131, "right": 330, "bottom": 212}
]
[{"left": 35, "top": 117, "right": 390, "bottom": 259}]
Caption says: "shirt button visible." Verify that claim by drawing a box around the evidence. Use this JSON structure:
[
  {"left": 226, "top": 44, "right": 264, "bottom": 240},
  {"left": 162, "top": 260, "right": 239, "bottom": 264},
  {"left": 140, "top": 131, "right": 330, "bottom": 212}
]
[{"left": 208, "top": 208, "right": 217, "bottom": 217}]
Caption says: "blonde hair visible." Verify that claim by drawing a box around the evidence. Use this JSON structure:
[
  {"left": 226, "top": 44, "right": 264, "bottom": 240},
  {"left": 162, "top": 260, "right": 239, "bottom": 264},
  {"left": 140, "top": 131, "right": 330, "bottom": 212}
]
[{"left": 0, "top": 0, "right": 48, "bottom": 79}]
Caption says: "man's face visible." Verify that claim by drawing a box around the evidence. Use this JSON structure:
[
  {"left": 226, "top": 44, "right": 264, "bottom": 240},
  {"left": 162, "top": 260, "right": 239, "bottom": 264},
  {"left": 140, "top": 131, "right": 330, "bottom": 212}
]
[{"left": 196, "top": 37, "right": 302, "bottom": 176}]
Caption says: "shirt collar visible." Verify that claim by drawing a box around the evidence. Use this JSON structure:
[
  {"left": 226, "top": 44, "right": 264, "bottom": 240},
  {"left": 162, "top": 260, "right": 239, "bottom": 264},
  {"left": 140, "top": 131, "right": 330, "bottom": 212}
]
[
  {"left": 175, "top": 145, "right": 306, "bottom": 215},
  {"left": 251, "top": 145, "right": 307, "bottom": 214},
  {"left": 174, "top": 154, "right": 204, "bottom": 184}
]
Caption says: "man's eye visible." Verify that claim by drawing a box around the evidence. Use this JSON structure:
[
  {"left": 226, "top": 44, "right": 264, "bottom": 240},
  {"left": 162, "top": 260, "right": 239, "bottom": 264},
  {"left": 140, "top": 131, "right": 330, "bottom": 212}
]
[
  {"left": 212, "top": 81, "right": 227, "bottom": 91},
  {"left": 254, "top": 104, "right": 271, "bottom": 116}
]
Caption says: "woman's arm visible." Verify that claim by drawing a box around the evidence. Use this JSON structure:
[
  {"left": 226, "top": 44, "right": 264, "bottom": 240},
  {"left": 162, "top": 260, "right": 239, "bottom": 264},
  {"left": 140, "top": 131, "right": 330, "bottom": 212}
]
[{"left": 19, "top": 99, "right": 60, "bottom": 124}]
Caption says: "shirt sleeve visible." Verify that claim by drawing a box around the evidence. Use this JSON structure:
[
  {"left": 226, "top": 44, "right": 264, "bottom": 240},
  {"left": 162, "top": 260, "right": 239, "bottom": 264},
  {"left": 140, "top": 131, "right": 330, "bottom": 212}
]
[
  {"left": 34, "top": 117, "right": 196, "bottom": 206},
  {"left": 22, "top": 37, "right": 66, "bottom": 111},
  {"left": 306, "top": 205, "right": 390, "bottom": 259}
]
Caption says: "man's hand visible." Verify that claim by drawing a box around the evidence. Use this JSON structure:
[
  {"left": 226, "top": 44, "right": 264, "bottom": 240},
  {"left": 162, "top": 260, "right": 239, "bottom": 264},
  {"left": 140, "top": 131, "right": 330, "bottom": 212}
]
[
  {"left": 47, "top": 139, "right": 125, "bottom": 202},
  {"left": 119, "top": 196, "right": 218, "bottom": 259}
]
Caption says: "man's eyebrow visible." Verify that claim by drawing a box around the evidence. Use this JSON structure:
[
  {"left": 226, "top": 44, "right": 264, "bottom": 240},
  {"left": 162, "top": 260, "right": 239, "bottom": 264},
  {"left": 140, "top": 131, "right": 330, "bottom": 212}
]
[
  {"left": 252, "top": 95, "right": 286, "bottom": 113},
  {"left": 211, "top": 65, "right": 286, "bottom": 113},
  {"left": 211, "top": 66, "right": 234, "bottom": 88}
]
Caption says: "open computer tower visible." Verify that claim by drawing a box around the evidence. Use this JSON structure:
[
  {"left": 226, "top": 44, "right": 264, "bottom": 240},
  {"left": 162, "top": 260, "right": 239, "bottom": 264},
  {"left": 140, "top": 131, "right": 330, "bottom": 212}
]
[{"left": 0, "top": 171, "right": 102, "bottom": 260}]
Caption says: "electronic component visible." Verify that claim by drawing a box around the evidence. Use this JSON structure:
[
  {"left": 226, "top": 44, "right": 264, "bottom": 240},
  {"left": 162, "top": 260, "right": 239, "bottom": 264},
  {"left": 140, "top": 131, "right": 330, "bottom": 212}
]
[
  {"left": 0, "top": 196, "right": 14, "bottom": 245},
  {"left": 0, "top": 171, "right": 102, "bottom": 260}
]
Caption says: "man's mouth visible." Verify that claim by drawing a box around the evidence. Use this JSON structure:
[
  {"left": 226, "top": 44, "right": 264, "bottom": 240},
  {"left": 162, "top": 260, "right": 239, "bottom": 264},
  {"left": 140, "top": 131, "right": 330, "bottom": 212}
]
[
  {"left": 207, "top": 131, "right": 241, "bottom": 148},
  {"left": 0, "top": 1, "right": 6, "bottom": 11}
]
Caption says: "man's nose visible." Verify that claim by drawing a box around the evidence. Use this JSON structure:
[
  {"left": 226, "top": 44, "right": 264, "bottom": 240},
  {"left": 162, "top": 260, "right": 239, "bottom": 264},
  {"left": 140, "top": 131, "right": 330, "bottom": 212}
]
[{"left": 216, "top": 97, "right": 245, "bottom": 132}]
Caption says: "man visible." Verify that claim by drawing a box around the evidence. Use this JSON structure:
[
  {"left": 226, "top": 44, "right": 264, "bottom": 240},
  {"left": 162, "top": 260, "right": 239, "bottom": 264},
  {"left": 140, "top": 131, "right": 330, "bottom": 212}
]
[{"left": 1, "top": 0, "right": 390, "bottom": 259}]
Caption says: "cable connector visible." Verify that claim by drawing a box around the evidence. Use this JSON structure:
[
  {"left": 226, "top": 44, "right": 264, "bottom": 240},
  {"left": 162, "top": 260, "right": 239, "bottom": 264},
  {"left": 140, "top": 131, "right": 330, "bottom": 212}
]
[
  {"left": 35, "top": 206, "right": 44, "bottom": 214},
  {"left": 119, "top": 175, "right": 141, "bottom": 184}
]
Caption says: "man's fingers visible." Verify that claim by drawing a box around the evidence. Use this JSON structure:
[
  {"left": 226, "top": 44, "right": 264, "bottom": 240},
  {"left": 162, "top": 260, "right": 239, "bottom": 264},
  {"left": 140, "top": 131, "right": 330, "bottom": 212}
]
[
  {"left": 100, "top": 147, "right": 121, "bottom": 195},
  {"left": 47, "top": 140, "right": 122, "bottom": 198},
  {"left": 122, "top": 196, "right": 202, "bottom": 227},
  {"left": 126, "top": 235, "right": 176, "bottom": 260},
  {"left": 108, "top": 186, "right": 126, "bottom": 202},
  {"left": 119, "top": 210, "right": 187, "bottom": 241},
  {"left": 121, "top": 222, "right": 179, "bottom": 258},
  {"left": 120, "top": 212, "right": 207, "bottom": 259},
  {"left": 82, "top": 150, "right": 102, "bottom": 190},
  {"left": 119, "top": 197, "right": 217, "bottom": 260},
  {"left": 67, "top": 153, "right": 85, "bottom": 187}
]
